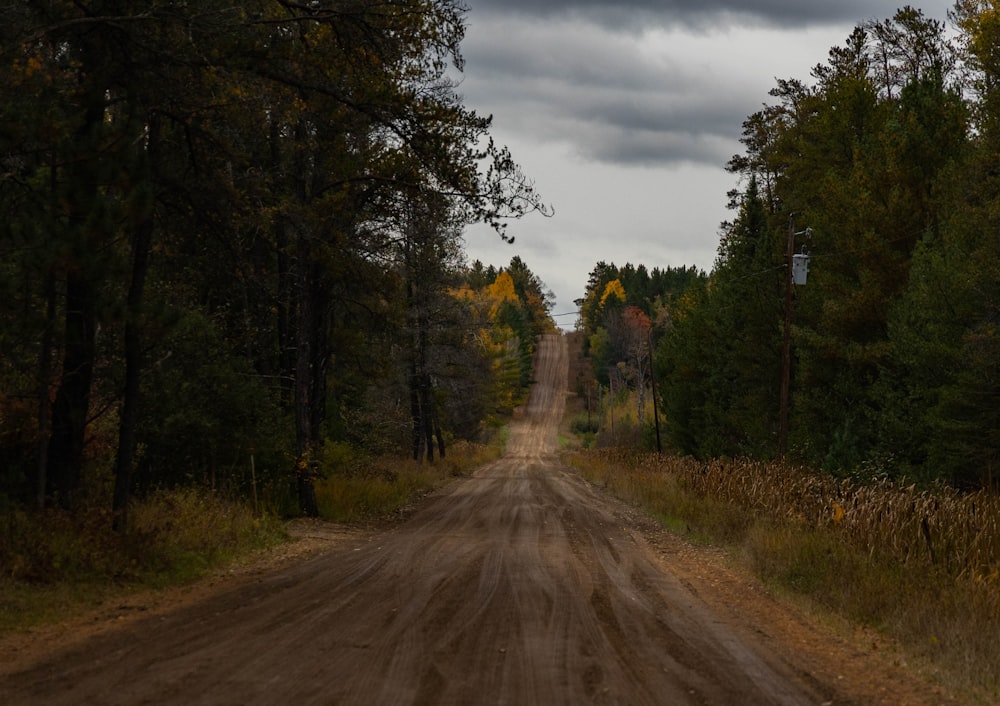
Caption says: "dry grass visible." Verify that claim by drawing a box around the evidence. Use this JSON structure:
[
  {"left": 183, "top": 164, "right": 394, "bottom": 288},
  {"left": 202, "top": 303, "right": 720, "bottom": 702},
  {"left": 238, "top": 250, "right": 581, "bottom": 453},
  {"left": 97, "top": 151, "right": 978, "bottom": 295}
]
[
  {"left": 567, "top": 448, "right": 1000, "bottom": 700},
  {"left": 0, "top": 489, "right": 286, "bottom": 633},
  {"left": 314, "top": 440, "right": 501, "bottom": 523},
  {"left": 0, "top": 439, "right": 502, "bottom": 636}
]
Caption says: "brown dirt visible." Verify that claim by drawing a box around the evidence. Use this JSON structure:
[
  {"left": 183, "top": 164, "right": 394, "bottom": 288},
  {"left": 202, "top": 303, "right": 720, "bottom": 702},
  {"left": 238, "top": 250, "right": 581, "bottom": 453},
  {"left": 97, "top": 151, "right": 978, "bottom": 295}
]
[{"left": 0, "top": 335, "right": 962, "bottom": 704}]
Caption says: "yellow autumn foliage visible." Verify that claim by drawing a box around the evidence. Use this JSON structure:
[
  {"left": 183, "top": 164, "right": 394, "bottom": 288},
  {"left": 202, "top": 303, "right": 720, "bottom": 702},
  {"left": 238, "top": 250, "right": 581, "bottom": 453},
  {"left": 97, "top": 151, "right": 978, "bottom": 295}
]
[
  {"left": 599, "top": 279, "right": 626, "bottom": 308},
  {"left": 448, "top": 271, "right": 529, "bottom": 414},
  {"left": 486, "top": 271, "right": 518, "bottom": 316}
]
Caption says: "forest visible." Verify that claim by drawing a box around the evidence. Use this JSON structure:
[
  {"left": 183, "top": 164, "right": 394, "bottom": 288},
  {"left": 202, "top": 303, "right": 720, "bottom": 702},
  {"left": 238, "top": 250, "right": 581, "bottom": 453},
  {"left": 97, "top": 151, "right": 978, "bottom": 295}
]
[
  {"left": 0, "top": 1, "right": 554, "bottom": 524},
  {"left": 578, "top": 5, "right": 998, "bottom": 489},
  {"left": 3, "top": 2, "right": 999, "bottom": 530},
  {"left": 4, "top": 5, "right": 997, "bottom": 692}
]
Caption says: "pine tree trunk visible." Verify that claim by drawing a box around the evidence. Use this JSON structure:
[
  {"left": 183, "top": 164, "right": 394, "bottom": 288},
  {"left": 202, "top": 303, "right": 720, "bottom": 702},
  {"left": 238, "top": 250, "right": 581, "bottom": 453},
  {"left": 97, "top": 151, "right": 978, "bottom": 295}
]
[
  {"left": 45, "top": 56, "right": 106, "bottom": 508},
  {"left": 410, "top": 358, "right": 423, "bottom": 461},
  {"left": 435, "top": 418, "right": 446, "bottom": 460},
  {"left": 112, "top": 113, "right": 159, "bottom": 533},
  {"left": 46, "top": 272, "right": 96, "bottom": 509},
  {"left": 36, "top": 270, "right": 56, "bottom": 510},
  {"left": 271, "top": 118, "right": 295, "bottom": 408},
  {"left": 421, "top": 374, "right": 435, "bottom": 462}
]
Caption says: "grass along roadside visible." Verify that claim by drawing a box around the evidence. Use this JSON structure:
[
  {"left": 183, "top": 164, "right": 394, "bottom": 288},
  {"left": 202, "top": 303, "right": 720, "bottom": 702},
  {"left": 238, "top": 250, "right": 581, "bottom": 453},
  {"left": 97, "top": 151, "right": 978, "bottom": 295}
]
[
  {"left": 0, "top": 489, "right": 288, "bottom": 635},
  {"left": 1, "top": 439, "right": 502, "bottom": 637},
  {"left": 0, "top": 489, "right": 287, "bottom": 635},
  {"left": 565, "top": 447, "right": 1000, "bottom": 703},
  {"left": 313, "top": 439, "right": 502, "bottom": 522}
]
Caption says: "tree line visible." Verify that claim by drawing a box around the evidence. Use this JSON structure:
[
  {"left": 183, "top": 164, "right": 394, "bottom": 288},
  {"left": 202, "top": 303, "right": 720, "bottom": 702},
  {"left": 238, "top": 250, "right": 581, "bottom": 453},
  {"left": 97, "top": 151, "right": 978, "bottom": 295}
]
[
  {"left": 580, "top": 5, "right": 998, "bottom": 488},
  {"left": 575, "top": 262, "right": 703, "bottom": 426},
  {"left": 0, "top": 1, "right": 551, "bottom": 524}
]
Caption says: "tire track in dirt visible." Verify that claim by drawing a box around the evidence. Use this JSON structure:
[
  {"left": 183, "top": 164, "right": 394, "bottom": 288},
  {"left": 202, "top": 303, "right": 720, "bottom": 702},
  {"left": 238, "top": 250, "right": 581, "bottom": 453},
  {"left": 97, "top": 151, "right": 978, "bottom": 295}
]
[{"left": 1, "top": 335, "right": 849, "bottom": 704}]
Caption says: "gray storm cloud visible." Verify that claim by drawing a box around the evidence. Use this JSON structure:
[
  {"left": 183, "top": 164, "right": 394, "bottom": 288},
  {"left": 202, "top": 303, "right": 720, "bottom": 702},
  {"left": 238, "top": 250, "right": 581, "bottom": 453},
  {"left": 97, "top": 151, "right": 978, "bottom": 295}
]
[
  {"left": 456, "top": 0, "right": 956, "bottom": 315},
  {"left": 465, "top": 0, "right": 937, "bottom": 28},
  {"left": 460, "top": 15, "right": 767, "bottom": 167},
  {"left": 459, "top": 1, "right": 953, "bottom": 167}
]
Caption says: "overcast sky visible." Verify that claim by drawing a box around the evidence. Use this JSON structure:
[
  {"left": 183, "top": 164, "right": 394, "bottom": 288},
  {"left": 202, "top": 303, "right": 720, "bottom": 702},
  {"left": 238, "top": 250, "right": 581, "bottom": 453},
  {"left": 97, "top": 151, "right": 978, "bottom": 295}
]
[{"left": 457, "top": 0, "right": 956, "bottom": 326}]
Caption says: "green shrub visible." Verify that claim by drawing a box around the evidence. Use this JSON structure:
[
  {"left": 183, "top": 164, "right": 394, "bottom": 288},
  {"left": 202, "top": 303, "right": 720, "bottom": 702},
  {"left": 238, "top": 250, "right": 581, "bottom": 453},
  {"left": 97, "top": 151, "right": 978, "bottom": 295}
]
[{"left": 570, "top": 414, "right": 600, "bottom": 435}]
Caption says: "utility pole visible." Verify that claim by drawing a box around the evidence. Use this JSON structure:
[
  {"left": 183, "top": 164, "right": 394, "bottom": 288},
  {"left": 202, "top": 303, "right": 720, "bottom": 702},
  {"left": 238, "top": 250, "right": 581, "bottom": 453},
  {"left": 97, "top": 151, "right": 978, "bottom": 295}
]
[
  {"left": 648, "top": 330, "right": 662, "bottom": 454},
  {"left": 779, "top": 214, "right": 811, "bottom": 460},
  {"left": 608, "top": 371, "right": 615, "bottom": 446}
]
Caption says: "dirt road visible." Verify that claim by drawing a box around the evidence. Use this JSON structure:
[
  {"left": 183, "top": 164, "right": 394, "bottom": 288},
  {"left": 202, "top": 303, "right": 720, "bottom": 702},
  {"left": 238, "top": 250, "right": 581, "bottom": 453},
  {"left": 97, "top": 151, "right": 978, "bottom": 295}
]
[{"left": 0, "top": 335, "right": 941, "bottom": 704}]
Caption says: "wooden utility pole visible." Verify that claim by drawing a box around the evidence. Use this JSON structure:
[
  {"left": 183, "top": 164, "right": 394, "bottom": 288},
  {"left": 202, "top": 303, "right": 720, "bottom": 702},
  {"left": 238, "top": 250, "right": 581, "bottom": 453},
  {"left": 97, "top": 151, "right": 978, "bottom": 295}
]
[
  {"left": 609, "top": 371, "right": 615, "bottom": 445},
  {"left": 779, "top": 215, "right": 795, "bottom": 460},
  {"left": 648, "top": 330, "right": 662, "bottom": 454},
  {"left": 780, "top": 215, "right": 812, "bottom": 459}
]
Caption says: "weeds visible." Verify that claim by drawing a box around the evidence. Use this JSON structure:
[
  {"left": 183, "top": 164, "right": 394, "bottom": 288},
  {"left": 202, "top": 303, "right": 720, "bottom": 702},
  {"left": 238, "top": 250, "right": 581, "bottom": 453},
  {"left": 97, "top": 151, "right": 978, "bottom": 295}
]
[
  {"left": 0, "top": 490, "right": 285, "bottom": 632},
  {"left": 314, "top": 440, "right": 501, "bottom": 522},
  {"left": 566, "top": 448, "right": 1000, "bottom": 700},
  {"left": 0, "top": 439, "right": 501, "bottom": 635},
  {"left": 129, "top": 488, "right": 285, "bottom": 583}
]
